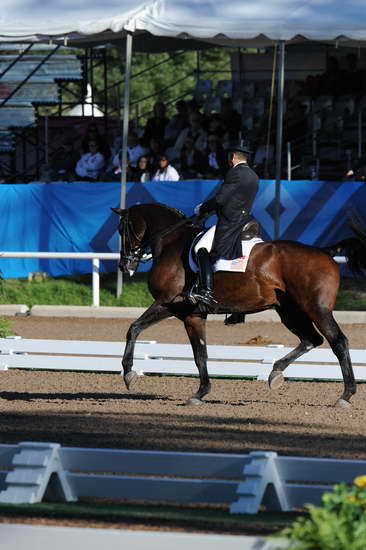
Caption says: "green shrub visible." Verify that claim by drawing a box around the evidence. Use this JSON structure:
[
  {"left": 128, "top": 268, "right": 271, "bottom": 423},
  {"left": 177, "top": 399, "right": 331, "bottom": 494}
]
[
  {"left": 0, "top": 317, "right": 12, "bottom": 338},
  {"left": 280, "top": 476, "right": 366, "bottom": 549}
]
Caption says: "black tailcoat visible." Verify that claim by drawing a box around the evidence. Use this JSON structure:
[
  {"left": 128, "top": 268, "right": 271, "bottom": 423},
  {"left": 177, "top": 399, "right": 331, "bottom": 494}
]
[{"left": 199, "top": 162, "right": 259, "bottom": 261}]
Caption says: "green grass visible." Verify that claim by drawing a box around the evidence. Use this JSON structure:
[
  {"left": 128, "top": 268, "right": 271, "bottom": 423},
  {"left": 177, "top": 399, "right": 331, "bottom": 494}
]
[
  {"left": 0, "top": 273, "right": 152, "bottom": 308},
  {"left": 0, "top": 273, "right": 365, "bottom": 311}
]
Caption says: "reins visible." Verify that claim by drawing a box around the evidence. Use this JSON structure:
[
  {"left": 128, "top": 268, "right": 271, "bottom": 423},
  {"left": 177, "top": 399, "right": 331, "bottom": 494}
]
[{"left": 121, "top": 211, "right": 199, "bottom": 263}]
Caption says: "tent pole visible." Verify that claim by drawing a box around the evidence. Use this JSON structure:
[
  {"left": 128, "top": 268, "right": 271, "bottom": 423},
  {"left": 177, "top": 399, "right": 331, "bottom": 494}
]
[
  {"left": 274, "top": 40, "right": 285, "bottom": 240},
  {"left": 117, "top": 32, "right": 133, "bottom": 298}
]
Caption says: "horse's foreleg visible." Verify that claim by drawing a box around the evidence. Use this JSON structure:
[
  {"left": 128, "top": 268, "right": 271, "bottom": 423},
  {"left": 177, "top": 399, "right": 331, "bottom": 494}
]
[
  {"left": 122, "top": 302, "right": 172, "bottom": 389},
  {"left": 183, "top": 315, "right": 211, "bottom": 405}
]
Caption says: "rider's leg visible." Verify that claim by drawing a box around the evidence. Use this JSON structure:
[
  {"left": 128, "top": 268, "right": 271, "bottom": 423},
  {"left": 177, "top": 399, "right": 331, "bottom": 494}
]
[{"left": 189, "top": 247, "right": 217, "bottom": 309}]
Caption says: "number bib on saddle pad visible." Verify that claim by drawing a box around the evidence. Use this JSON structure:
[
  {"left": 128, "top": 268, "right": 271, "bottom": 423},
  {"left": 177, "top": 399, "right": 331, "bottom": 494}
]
[{"left": 189, "top": 225, "right": 263, "bottom": 273}]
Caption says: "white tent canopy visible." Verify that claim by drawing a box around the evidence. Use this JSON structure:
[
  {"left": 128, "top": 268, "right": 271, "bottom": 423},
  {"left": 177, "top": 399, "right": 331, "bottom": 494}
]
[{"left": 2, "top": 0, "right": 366, "bottom": 47}]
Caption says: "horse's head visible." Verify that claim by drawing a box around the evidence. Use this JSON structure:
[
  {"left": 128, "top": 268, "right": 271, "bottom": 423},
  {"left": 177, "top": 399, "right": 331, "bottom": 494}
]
[{"left": 112, "top": 206, "right": 147, "bottom": 276}]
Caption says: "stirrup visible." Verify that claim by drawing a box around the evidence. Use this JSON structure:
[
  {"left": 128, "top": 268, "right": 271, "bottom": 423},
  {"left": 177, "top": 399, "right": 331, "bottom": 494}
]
[{"left": 188, "top": 289, "right": 217, "bottom": 308}]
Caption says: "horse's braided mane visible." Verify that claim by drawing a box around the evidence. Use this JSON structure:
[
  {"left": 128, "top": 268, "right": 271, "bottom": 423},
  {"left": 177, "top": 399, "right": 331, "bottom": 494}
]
[{"left": 146, "top": 202, "right": 186, "bottom": 220}]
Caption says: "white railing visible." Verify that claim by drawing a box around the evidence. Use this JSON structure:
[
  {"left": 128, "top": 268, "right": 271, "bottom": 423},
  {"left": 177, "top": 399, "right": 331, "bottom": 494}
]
[
  {"left": 0, "top": 252, "right": 347, "bottom": 307},
  {"left": 0, "top": 252, "right": 119, "bottom": 307}
]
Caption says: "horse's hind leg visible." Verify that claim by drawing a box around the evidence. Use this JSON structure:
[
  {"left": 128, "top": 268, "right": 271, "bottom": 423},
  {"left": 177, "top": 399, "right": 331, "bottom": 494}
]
[
  {"left": 122, "top": 302, "right": 172, "bottom": 389},
  {"left": 312, "top": 310, "right": 356, "bottom": 408},
  {"left": 269, "top": 295, "right": 324, "bottom": 390},
  {"left": 183, "top": 315, "right": 211, "bottom": 405}
]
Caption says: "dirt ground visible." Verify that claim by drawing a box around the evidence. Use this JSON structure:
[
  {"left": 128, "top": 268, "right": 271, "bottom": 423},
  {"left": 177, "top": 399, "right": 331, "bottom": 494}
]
[{"left": 1, "top": 315, "right": 366, "bottom": 460}]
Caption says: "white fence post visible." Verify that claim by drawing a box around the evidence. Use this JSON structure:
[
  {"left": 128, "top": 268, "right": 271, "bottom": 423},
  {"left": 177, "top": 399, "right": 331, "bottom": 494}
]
[{"left": 92, "top": 258, "right": 100, "bottom": 307}]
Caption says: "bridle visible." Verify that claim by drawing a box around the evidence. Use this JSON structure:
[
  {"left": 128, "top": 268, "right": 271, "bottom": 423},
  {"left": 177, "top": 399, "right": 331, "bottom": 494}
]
[
  {"left": 119, "top": 212, "right": 151, "bottom": 266},
  {"left": 119, "top": 210, "right": 199, "bottom": 267}
]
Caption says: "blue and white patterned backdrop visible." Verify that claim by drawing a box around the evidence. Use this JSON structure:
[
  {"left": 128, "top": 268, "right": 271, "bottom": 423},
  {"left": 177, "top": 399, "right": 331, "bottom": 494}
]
[{"left": 0, "top": 179, "right": 364, "bottom": 277}]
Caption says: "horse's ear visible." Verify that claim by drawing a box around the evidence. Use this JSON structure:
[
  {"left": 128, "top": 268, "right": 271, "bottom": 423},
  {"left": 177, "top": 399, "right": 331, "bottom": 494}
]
[{"left": 111, "top": 207, "right": 126, "bottom": 216}]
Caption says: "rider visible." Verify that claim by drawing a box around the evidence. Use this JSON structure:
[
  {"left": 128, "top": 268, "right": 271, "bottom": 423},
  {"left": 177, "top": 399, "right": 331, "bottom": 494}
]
[{"left": 190, "top": 140, "right": 259, "bottom": 311}]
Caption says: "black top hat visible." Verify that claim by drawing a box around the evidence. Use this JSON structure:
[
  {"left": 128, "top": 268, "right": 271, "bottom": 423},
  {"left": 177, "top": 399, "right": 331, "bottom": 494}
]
[{"left": 226, "top": 140, "right": 252, "bottom": 155}]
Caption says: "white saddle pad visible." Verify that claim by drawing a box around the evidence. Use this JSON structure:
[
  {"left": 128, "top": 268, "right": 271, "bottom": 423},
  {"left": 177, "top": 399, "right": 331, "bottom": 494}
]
[
  {"left": 214, "top": 238, "right": 263, "bottom": 272},
  {"left": 189, "top": 226, "right": 262, "bottom": 273}
]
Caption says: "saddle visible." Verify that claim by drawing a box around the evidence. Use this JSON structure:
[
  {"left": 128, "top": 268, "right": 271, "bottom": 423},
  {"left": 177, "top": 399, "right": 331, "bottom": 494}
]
[{"left": 241, "top": 220, "right": 260, "bottom": 240}]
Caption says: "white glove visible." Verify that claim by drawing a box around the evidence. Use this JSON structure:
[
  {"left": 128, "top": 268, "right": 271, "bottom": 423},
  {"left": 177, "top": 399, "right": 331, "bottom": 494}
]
[{"left": 194, "top": 203, "right": 202, "bottom": 215}]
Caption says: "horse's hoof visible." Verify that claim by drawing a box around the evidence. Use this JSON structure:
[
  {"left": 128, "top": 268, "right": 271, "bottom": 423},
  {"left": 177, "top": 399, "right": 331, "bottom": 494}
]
[
  {"left": 185, "top": 397, "right": 204, "bottom": 406},
  {"left": 268, "top": 371, "right": 284, "bottom": 390},
  {"left": 335, "top": 398, "right": 351, "bottom": 409},
  {"left": 123, "top": 370, "right": 138, "bottom": 390}
]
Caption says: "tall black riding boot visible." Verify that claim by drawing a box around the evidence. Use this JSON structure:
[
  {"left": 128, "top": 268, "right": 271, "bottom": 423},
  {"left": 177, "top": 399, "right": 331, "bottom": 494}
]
[{"left": 188, "top": 248, "right": 217, "bottom": 311}]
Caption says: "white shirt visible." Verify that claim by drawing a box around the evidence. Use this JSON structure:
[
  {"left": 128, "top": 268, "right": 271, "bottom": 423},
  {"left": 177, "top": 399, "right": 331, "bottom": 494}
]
[
  {"left": 152, "top": 164, "right": 180, "bottom": 181},
  {"left": 75, "top": 152, "right": 105, "bottom": 180}
]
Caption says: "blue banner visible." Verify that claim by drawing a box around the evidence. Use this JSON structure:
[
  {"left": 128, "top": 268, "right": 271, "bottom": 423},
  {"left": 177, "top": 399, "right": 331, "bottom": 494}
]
[{"left": 0, "top": 179, "right": 363, "bottom": 278}]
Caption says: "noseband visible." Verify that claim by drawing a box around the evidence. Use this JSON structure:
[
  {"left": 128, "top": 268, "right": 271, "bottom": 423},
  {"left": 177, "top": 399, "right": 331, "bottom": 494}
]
[{"left": 119, "top": 212, "right": 150, "bottom": 265}]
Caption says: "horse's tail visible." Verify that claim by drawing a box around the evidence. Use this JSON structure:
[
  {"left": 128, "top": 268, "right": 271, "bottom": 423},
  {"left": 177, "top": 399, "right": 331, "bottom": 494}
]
[{"left": 322, "top": 216, "right": 366, "bottom": 275}]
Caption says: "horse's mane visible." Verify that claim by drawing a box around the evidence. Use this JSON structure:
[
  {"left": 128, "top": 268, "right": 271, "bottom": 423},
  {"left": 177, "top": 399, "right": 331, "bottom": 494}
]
[{"left": 145, "top": 202, "right": 187, "bottom": 220}]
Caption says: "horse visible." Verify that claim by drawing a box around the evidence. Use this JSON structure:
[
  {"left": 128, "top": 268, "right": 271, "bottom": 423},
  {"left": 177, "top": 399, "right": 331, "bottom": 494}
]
[{"left": 112, "top": 202, "right": 366, "bottom": 408}]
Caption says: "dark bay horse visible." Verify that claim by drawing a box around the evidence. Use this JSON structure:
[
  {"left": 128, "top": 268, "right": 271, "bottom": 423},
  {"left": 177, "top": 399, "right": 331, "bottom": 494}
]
[{"left": 113, "top": 202, "right": 366, "bottom": 408}]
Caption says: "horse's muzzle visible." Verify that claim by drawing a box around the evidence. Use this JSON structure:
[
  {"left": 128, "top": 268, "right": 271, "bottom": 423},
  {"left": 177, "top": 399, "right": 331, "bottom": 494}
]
[{"left": 118, "top": 255, "right": 138, "bottom": 277}]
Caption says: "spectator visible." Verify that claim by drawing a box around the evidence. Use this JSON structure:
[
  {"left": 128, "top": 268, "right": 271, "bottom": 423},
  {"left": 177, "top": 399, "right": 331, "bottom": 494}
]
[
  {"left": 143, "top": 101, "right": 169, "bottom": 146},
  {"left": 147, "top": 137, "right": 165, "bottom": 174},
  {"left": 164, "top": 100, "right": 189, "bottom": 146},
  {"left": 171, "top": 111, "right": 207, "bottom": 161},
  {"left": 345, "top": 157, "right": 366, "bottom": 181},
  {"left": 202, "top": 133, "right": 227, "bottom": 178},
  {"left": 49, "top": 133, "right": 80, "bottom": 181},
  {"left": 75, "top": 139, "right": 105, "bottom": 181},
  {"left": 80, "top": 122, "right": 110, "bottom": 160},
  {"left": 219, "top": 98, "right": 242, "bottom": 141},
  {"left": 152, "top": 154, "right": 180, "bottom": 181},
  {"left": 207, "top": 113, "right": 226, "bottom": 139},
  {"left": 179, "top": 136, "right": 205, "bottom": 179},
  {"left": 126, "top": 131, "right": 148, "bottom": 167},
  {"left": 131, "top": 155, "right": 151, "bottom": 182}
]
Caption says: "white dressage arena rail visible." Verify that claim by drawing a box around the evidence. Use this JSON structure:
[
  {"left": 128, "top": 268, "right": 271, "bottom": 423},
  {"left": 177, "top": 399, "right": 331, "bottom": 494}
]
[
  {"left": 0, "top": 251, "right": 347, "bottom": 307},
  {"left": 0, "top": 337, "right": 366, "bottom": 382},
  {"left": 0, "top": 251, "right": 119, "bottom": 307},
  {"left": 0, "top": 524, "right": 289, "bottom": 550},
  {"left": 1, "top": 441, "right": 366, "bottom": 515}
]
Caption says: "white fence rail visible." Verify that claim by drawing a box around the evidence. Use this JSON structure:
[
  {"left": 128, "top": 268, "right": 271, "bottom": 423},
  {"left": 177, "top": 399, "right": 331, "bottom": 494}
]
[
  {"left": 0, "top": 441, "right": 366, "bottom": 515},
  {"left": 0, "top": 252, "right": 347, "bottom": 307},
  {"left": 0, "top": 524, "right": 288, "bottom": 550},
  {"left": 0, "top": 252, "right": 119, "bottom": 307},
  {"left": 1, "top": 337, "right": 366, "bottom": 381}
]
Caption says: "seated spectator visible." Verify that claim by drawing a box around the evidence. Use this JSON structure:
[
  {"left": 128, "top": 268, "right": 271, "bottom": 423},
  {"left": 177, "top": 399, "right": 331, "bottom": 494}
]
[
  {"left": 164, "top": 100, "right": 189, "bottom": 146},
  {"left": 152, "top": 154, "right": 180, "bottom": 181},
  {"left": 202, "top": 133, "right": 227, "bottom": 178},
  {"left": 147, "top": 137, "right": 165, "bottom": 174},
  {"left": 207, "top": 113, "right": 226, "bottom": 139},
  {"left": 219, "top": 98, "right": 242, "bottom": 141},
  {"left": 143, "top": 101, "right": 169, "bottom": 146},
  {"left": 80, "top": 121, "right": 110, "bottom": 160},
  {"left": 171, "top": 111, "right": 207, "bottom": 161},
  {"left": 74, "top": 139, "right": 105, "bottom": 181},
  {"left": 101, "top": 150, "right": 134, "bottom": 181},
  {"left": 345, "top": 157, "right": 366, "bottom": 181},
  {"left": 127, "top": 131, "right": 148, "bottom": 167},
  {"left": 131, "top": 155, "right": 151, "bottom": 182},
  {"left": 49, "top": 133, "right": 80, "bottom": 181},
  {"left": 179, "top": 136, "right": 205, "bottom": 178}
]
